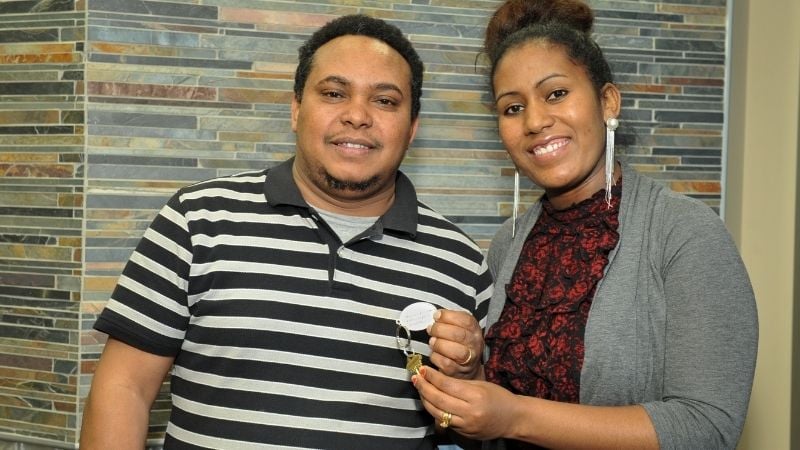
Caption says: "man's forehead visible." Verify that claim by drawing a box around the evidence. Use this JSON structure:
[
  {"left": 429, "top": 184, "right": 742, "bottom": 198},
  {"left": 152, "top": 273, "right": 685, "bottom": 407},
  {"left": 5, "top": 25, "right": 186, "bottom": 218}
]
[
  {"left": 317, "top": 34, "right": 396, "bottom": 56},
  {"left": 307, "top": 36, "right": 412, "bottom": 91}
]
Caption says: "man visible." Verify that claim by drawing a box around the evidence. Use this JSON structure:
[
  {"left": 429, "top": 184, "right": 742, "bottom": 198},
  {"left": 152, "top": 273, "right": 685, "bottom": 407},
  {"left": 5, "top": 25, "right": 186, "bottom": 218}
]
[{"left": 80, "top": 14, "right": 492, "bottom": 449}]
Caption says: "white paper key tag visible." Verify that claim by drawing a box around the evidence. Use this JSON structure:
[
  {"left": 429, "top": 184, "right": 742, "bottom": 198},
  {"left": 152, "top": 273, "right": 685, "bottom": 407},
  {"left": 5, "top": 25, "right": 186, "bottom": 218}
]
[{"left": 397, "top": 302, "right": 437, "bottom": 331}]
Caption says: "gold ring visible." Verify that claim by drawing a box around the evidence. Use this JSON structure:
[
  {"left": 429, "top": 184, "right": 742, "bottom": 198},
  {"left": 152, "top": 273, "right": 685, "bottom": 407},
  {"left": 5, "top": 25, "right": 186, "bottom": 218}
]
[
  {"left": 459, "top": 347, "right": 473, "bottom": 365},
  {"left": 439, "top": 411, "right": 452, "bottom": 428}
]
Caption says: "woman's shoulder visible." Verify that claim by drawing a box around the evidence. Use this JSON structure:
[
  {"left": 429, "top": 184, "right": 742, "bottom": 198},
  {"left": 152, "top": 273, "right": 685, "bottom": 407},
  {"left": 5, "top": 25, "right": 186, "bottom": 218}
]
[
  {"left": 626, "top": 166, "right": 723, "bottom": 227},
  {"left": 625, "top": 168, "right": 735, "bottom": 253}
]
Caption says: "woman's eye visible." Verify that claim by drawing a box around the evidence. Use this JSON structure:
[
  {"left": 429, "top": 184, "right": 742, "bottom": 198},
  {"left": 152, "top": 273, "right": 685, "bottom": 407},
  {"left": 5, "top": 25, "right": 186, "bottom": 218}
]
[
  {"left": 547, "top": 89, "right": 568, "bottom": 101},
  {"left": 503, "top": 104, "right": 524, "bottom": 115}
]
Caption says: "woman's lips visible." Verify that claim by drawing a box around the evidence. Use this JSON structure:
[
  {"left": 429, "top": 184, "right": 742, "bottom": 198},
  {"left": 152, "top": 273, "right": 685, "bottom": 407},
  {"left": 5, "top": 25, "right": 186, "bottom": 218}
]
[{"left": 530, "top": 137, "right": 569, "bottom": 156}]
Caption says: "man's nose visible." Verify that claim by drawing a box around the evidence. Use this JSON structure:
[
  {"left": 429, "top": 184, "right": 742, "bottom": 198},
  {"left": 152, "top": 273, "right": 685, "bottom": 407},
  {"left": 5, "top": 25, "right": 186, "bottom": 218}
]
[{"left": 341, "top": 98, "right": 373, "bottom": 128}]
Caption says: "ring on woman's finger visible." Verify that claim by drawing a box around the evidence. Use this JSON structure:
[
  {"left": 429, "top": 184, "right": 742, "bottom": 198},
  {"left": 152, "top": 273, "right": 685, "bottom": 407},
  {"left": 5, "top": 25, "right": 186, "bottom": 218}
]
[
  {"left": 458, "top": 347, "right": 473, "bottom": 365},
  {"left": 439, "top": 411, "right": 452, "bottom": 428}
]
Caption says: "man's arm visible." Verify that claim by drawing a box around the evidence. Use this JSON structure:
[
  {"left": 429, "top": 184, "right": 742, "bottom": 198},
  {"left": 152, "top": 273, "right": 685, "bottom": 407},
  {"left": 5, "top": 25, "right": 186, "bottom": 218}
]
[{"left": 80, "top": 338, "right": 174, "bottom": 450}]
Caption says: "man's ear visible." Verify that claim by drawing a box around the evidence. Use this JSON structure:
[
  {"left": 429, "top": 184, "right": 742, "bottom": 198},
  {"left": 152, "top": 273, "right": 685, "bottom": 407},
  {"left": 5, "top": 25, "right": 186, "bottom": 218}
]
[
  {"left": 290, "top": 96, "right": 300, "bottom": 132},
  {"left": 407, "top": 116, "right": 420, "bottom": 147}
]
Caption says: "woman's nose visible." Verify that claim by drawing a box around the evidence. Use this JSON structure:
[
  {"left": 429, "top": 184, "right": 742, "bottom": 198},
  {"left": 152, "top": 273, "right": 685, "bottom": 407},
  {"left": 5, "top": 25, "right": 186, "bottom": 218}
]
[{"left": 524, "top": 106, "right": 554, "bottom": 134}]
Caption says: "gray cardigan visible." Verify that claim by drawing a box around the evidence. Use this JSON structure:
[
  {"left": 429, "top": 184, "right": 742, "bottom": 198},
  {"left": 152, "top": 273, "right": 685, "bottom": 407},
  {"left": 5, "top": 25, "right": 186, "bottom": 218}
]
[{"left": 485, "top": 164, "right": 758, "bottom": 449}]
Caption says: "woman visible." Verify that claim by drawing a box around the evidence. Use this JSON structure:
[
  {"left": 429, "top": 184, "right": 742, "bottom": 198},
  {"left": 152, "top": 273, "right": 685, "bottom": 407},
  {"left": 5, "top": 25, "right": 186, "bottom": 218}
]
[{"left": 416, "top": 0, "right": 758, "bottom": 448}]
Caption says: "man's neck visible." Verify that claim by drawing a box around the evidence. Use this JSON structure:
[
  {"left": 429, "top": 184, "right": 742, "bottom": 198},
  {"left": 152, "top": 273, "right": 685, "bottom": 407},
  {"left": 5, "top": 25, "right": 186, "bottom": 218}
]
[{"left": 292, "top": 169, "right": 396, "bottom": 217}]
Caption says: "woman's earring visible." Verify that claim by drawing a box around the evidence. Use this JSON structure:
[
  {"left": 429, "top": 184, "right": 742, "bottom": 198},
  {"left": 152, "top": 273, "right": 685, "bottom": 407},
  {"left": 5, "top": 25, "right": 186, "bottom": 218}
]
[
  {"left": 605, "top": 117, "right": 619, "bottom": 207},
  {"left": 512, "top": 169, "right": 519, "bottom": 238}
]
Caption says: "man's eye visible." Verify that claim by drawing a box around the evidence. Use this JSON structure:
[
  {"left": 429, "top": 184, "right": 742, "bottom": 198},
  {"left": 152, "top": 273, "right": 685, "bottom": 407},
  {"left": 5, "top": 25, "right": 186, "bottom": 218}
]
[
  {"left": 322, "top": 91, "right": 344, "bottom": 98},
  {"left": 376, "top": 98, "right": 398, "bottom": 106}
]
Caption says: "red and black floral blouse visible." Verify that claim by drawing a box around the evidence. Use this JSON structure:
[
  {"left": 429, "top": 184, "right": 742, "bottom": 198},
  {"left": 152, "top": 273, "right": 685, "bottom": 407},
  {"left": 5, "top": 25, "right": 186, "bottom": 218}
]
[{"left": 485, "top": 181, "right": 622, "bottom": 406}]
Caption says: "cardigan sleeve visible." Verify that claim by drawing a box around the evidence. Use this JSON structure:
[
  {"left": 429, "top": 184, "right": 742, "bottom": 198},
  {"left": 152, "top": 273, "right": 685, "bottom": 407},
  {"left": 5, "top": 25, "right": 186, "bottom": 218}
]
[{"left": 641, "top": 195, "right": 758, "bottom": 450}]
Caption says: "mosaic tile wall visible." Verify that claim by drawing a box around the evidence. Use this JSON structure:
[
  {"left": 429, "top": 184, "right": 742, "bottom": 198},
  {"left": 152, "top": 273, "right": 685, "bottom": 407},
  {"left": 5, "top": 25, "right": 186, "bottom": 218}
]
[
  {"left": 0, "top": 0, "right": 86, "bottom": 447},
  {"left": 0, "top": 0, "right": 728, "bottom": 447}
]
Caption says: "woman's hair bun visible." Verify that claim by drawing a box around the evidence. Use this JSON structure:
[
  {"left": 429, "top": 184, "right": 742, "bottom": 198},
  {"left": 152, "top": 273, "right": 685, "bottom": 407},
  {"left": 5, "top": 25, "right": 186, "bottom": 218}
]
[{"left": 484, "top": 0, "right": 594, "bottom": 56}]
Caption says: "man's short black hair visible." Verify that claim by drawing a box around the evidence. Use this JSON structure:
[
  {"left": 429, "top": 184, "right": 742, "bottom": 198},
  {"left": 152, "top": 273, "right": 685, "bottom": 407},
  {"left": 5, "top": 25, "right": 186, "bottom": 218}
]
[{"left": 293, "top": 14, "right": 424, "bottom": 120}]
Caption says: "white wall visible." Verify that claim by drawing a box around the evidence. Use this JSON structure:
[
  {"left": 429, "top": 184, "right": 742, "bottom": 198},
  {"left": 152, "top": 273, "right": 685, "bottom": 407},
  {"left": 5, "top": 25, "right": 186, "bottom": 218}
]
[{"left": 727, "top": 0, "right": 800, "bottom": 448}]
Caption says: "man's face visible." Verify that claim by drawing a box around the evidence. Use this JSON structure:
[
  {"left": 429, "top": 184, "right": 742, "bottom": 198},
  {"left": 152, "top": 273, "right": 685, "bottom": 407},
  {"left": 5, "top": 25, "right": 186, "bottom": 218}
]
[{"left": 291, "top": 34, "right": 419, "bottom": 207}]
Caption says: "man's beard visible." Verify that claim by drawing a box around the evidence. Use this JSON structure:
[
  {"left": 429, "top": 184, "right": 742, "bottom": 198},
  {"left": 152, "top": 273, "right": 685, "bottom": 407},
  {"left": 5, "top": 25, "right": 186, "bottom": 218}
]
[{"left": 324, "top": 171, "right": 380, "bottom": 192}]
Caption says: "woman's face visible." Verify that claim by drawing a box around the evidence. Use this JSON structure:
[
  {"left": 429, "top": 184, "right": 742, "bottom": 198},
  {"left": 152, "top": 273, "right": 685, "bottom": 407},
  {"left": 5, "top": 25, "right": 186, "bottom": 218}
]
[{"left": 493, "top": 41, "right": 620, "bottom": 209}]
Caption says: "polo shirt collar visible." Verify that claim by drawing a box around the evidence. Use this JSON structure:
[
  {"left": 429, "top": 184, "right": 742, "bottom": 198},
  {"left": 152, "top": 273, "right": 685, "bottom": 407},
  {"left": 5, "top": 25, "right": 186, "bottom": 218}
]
[{"left": 264, "top": 157, "right": 418, "bottom": 237}]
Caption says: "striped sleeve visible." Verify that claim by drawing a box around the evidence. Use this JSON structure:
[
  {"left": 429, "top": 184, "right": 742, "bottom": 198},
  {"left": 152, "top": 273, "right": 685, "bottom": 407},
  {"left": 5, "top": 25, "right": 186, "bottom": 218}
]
[{"left": 95, "top": 193, "right": 193, "bottom": 356}]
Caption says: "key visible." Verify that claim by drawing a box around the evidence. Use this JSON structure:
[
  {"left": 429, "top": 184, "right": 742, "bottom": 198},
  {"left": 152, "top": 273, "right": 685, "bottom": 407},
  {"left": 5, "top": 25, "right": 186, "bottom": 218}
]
[{"left": 406, "top": 352, "right": 422, "bottom": 375}]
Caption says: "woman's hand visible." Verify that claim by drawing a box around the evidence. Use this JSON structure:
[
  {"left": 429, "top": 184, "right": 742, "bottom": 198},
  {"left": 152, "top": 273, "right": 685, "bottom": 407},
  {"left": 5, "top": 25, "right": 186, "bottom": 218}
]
[
  {"left": 413, "top": 365, "right": 519, "bottom": 441},
  {"left": 427, "top": 310, "right": 484, "bottom": 379}
]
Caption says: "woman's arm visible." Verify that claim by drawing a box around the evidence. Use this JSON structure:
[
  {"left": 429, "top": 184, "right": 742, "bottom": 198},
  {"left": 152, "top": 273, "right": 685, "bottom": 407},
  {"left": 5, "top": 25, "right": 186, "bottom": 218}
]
[
  {"left": 643, "top": 199, "right": 758, "bottom": 448},
  {"left": 414, "top": 367, "right": 658, "bottom": 450}
]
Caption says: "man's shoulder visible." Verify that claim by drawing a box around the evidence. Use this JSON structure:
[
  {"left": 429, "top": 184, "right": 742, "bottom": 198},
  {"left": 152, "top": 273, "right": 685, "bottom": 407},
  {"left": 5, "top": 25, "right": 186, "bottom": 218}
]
[
  {"left": 414, "top": 201, "right": 485, "bottom": 256},
  {"left": 179, "top": 169, "right": 269, "bottom": 195}
]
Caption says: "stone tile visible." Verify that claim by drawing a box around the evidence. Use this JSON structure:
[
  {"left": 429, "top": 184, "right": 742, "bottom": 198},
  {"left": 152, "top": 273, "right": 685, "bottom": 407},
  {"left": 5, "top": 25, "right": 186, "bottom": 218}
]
[
  {"left": 0, "top": 29, "right": 59, "bottom": 43},
  {"left": 0, "top": 82, "right": 74, "bottom": 96}
]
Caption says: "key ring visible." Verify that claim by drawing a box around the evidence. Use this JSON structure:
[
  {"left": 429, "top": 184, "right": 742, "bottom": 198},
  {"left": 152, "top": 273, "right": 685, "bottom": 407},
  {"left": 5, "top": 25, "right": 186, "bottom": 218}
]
[{"left": 395, "top": 321, "right": 412, "bottom": 357}]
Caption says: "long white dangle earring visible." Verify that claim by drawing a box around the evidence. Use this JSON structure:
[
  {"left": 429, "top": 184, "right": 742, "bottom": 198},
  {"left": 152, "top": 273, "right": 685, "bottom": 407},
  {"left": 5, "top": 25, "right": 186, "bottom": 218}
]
[
  {"left": 512, "top": 169, "right": 519, "bottom": 238},
  {"left": 605, "top": 117, "right": 619, "bottom": 207}
]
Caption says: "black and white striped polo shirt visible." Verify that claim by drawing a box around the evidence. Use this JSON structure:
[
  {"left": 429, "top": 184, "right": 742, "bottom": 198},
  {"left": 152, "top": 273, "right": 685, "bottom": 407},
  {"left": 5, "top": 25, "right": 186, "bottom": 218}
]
[{"left": 95, "top": 158, "right": 493, "bottom": 449}]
